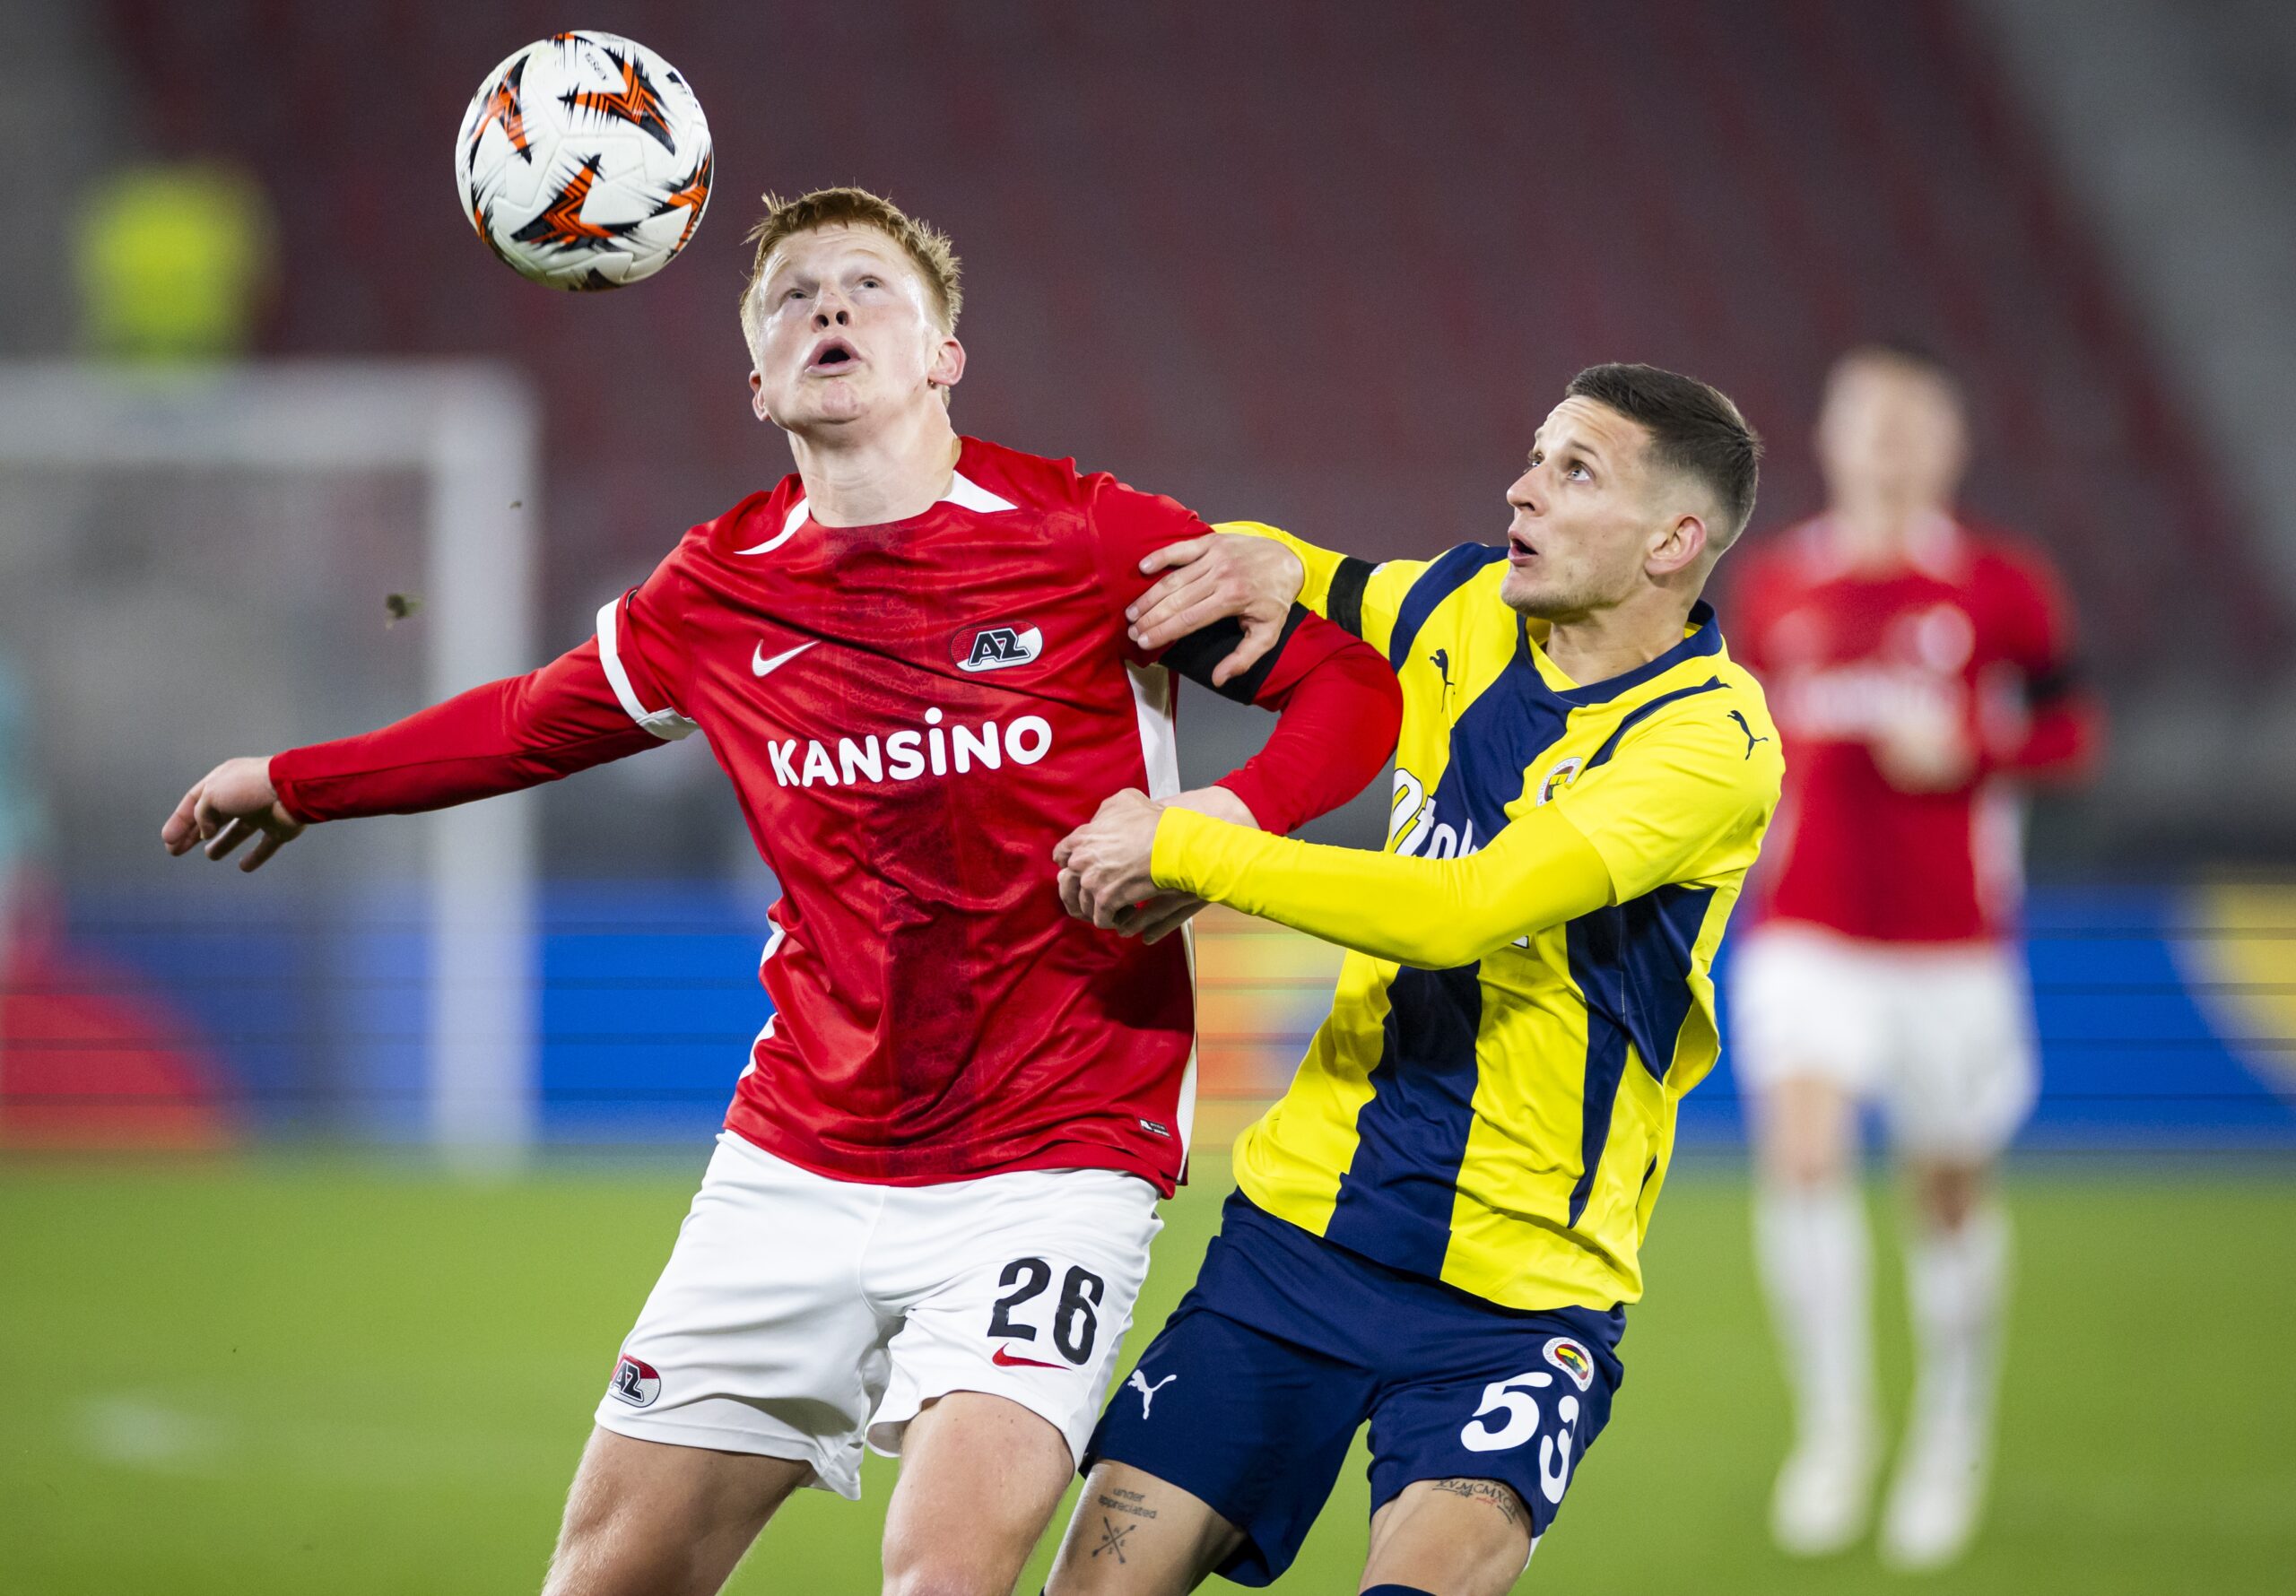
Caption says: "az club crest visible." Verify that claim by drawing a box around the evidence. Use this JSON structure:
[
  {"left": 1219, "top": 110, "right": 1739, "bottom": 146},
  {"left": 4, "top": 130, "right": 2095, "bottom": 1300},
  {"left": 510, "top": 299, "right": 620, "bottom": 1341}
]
[
  {"left": 609, "top": 1354, "right": 662, "bottom": 1408},
  {"left": 953, "top": 622, "right": 1044, "bottom": 672}
]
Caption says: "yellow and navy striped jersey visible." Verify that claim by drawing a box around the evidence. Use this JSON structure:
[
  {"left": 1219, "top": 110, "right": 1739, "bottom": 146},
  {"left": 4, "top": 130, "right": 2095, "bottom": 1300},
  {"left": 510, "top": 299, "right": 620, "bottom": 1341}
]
[{"left": 1169, "top": 523, "right": 1782, "bottom": 1312}]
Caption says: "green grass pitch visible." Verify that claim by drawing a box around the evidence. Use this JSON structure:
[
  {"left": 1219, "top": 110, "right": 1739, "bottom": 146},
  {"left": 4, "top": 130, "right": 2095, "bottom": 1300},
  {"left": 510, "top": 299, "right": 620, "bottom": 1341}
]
[{"left": 4, "top": 1154, "right": 2291, "bottom": 1593}]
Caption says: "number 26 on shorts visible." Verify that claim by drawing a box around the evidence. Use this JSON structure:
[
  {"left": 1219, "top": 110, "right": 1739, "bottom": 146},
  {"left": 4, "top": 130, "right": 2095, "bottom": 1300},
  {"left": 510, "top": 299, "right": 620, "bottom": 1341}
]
[
  {"left": 1459, "top": 1369, "right": 1579, "bottom": 1504},
  {"left": 987, "top": 1256, "right": 1106, "bottom": 1365}
]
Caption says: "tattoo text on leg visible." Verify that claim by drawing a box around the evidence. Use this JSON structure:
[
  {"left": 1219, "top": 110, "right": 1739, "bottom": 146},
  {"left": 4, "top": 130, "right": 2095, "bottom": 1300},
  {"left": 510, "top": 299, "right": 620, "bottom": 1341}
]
[
  {"left": 1430, "top": 1477, "right": 1525, "bottom": 1530},
  {"left": 1095, "top": 1488, "right": 1160, "bottom": 1522}
]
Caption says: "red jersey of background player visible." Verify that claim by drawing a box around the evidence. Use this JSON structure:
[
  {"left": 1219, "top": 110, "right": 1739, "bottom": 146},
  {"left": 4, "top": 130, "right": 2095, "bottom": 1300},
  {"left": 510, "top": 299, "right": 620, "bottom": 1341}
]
[
  {"left": 1729, "top": 513, "right": 2099, "bottom": 943},
  {"left": 272, "top": 437, "right": 1398, "bottom": 1192}
]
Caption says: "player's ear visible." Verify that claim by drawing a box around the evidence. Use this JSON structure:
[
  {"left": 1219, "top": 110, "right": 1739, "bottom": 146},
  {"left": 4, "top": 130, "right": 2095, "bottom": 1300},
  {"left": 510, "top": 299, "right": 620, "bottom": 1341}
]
[
  {"left": 928, "top": 334, "right": 965, "bottom": 395},
  {"left": 749, "top": 368, "right": 770, "bottom": 421},
  {"left": 1647, "top": 510, "right": 1709, "bottom": 577}
]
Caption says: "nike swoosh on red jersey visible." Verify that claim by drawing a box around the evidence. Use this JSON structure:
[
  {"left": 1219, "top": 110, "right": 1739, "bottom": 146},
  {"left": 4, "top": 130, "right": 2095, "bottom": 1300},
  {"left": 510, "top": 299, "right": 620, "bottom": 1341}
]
[
  {"left": 990, "top": 1345, "right": 1065, "bottom": 1370},
  {"left": 752, "top": 639, "right": 819, "bottom": 677}
]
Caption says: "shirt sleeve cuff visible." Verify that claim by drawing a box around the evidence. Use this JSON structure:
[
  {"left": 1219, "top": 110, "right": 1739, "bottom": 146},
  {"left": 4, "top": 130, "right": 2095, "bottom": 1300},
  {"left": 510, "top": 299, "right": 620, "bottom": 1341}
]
[
  {"left": 266, "top": 750, "right": 317, "bottom": 825},
  {"left": 1150, "top": 805, "right": 1223, "bottom": 895}
]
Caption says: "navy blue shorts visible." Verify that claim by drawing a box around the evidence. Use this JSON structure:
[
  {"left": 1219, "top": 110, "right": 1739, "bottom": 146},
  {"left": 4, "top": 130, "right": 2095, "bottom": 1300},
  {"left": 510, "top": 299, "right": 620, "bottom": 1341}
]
[{"left": 1085, "top": 1192, "right": 1623, "bottom": 1586}]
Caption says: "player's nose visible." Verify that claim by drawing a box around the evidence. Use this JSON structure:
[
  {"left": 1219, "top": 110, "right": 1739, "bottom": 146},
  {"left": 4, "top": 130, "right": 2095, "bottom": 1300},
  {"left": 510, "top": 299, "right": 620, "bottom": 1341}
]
[
  {"left": 1506, "top": 465, "right": 1544, "bottom": 515},
  {"left": 810, "top": 284, "right": 853, "bottom": 326}
]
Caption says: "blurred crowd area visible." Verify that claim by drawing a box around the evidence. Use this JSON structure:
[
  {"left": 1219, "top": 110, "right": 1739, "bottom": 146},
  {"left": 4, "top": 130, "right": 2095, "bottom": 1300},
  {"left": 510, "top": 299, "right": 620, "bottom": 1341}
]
[{"left": 0, "top": 0, "right": 2292, "bottom": 1148}]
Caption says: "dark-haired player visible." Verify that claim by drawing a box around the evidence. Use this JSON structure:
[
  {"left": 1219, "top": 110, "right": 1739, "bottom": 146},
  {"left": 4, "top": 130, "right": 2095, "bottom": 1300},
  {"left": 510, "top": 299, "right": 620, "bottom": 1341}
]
[
  {"left": 160, "top": 187, "right": 1399, "bottom": 1596},
  {"left": 1726, "top": 343, "right": 2099, "bottom": 1569},
  {"left": 1048, "top": 366, "right": 1779, "bottom": 1595}
]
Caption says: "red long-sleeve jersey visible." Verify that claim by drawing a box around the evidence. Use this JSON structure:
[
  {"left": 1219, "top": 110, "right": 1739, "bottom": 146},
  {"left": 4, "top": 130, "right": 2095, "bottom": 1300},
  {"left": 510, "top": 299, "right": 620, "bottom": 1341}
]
[
  {"left": 1728, "top": 513, "right": 2100, "bottom": 944},
  {"left": 273, "top": 438, "right": 1400, "bottom": 1190}
]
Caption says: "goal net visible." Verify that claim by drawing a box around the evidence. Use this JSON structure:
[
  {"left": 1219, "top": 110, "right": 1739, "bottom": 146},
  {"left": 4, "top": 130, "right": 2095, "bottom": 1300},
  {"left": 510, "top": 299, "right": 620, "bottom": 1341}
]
[{"left": 0, "top": 360, "right": 539, "bottom": 1163}]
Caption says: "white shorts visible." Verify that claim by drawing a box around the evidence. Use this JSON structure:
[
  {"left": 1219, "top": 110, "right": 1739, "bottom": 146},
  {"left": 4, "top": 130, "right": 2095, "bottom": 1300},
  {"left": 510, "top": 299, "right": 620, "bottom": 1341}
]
[
  {"left": 596, "top": 1132, "right": 1161, "bottom": 1498},
  {"left": 1729, "top": 925, "right": 2039, "bottom": 1158}
]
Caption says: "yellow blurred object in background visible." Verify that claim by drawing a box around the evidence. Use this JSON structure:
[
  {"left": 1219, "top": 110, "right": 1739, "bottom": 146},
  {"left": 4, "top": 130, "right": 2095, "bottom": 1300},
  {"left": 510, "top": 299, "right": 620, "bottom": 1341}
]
[
  {"left": 74, "top": 162, "right": 276, "bottom": 360},
  {"left": 2185, "top": 881, "right": 2296, "bottom": 1097}
]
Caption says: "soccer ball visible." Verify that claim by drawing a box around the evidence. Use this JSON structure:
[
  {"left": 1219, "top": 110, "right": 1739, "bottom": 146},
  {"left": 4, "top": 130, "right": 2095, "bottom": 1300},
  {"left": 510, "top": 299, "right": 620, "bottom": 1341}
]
[{"left": 455, "top": 31, "right": 713, "bottom": 291}]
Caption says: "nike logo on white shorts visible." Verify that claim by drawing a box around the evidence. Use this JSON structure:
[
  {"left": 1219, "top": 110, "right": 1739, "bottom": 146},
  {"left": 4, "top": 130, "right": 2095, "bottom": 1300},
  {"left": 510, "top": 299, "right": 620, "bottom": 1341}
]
[{"left": 752, "top": 639, "right": 819, "bottom": 678}]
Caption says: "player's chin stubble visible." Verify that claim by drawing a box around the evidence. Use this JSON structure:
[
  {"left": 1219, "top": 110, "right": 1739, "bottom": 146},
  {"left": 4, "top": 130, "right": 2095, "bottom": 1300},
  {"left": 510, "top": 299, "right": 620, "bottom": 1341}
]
[{"left": 1503, "top": 575, "right": 1586, "bottom": 621}]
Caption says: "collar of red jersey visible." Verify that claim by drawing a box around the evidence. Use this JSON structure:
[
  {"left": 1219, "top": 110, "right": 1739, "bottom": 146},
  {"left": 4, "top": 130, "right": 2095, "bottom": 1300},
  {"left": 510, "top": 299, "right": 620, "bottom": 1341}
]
[
  {"left": 1804, "top": 509, "right": 1965, "bottom": 581},
  {"left": 734, "top": 471, "right": 1019, "bottom": 555}
]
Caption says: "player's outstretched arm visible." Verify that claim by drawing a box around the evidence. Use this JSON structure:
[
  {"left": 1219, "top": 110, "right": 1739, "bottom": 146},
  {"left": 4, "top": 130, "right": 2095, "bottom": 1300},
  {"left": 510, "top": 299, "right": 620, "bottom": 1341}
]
[
  {"left": 1059, "top": 789, "right": 1611, "bottom": 967},
  {"left": 161, "top": 756, "right": 305, "bottom": 872},
  {"left": 161, "top": 638, "right": 664, "bottom": 870},
  {"left": 1059, "top": 705, "right": 1780, "bottom": 967}
]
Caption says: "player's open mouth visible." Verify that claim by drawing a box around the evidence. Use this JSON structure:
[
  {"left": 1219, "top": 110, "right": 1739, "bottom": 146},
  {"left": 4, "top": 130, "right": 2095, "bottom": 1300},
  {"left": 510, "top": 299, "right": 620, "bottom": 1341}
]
[
  {"left": 805, "top": 338, "right": 859, "bottom": 373},
  {"left": 1509, "top": 532, "right": 1539, "bottom": 565}
]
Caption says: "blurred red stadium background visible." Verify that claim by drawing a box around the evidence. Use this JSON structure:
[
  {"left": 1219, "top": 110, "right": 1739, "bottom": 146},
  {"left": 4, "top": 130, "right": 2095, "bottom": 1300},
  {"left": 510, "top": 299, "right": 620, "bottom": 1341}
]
[{"left": 95, "top": 0, "right": 2289, "bottom": 680}]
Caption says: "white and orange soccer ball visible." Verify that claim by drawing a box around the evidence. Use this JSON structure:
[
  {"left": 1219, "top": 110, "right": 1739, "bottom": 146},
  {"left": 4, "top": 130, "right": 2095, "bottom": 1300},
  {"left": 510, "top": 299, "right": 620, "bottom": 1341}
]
[{"left": 455, "top": 31, "right": 712, "bottom": 291}]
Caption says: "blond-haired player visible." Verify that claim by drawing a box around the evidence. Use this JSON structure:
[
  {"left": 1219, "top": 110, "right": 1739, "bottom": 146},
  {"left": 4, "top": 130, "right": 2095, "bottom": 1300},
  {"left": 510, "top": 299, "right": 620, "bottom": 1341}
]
[{"left": 161, "top": 187, "right": 1397, "bottom": 1596}]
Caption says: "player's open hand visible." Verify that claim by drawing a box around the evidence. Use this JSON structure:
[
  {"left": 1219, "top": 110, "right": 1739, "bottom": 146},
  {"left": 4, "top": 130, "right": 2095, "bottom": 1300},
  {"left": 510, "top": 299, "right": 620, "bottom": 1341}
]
[
  {"left": 1054, "top": 788, "right": 1167, "bottom": 933},
  {"left": 1127, "top": 532, "right": 1306, "bottom": 686},
  {"left": 161, "top": 756, "right": 306, "bottom": 872},
  {"left": 1871, "top": 704, "right": 1977, "bottom": 794}
]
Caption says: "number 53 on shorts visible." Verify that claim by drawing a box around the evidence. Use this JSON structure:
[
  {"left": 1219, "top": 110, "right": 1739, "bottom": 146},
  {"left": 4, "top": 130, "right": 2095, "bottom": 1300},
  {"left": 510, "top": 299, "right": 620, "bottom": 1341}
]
[
  {"left": 1366, "top": 1331, "right": 1616, "bottom": 1535},
  {"left": 1459, "top": 1365, "right": 1582, "bottom": 1505}
]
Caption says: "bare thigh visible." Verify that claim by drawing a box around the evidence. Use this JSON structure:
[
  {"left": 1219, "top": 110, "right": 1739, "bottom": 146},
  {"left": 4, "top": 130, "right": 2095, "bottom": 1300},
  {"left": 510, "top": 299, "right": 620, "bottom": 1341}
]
[
  {"left": 1045, "top": 1460, "right": 1246, "bottom": 1596},
  {"left": 542, "top": 1426, "right": 812, "bottom": 1596},
  {"left": 1361, "top": 1477, "right": 1535, "bottom": 1596},
  {"left": 881, "top": 1391, "right": 1083, "bottom": 1596}
]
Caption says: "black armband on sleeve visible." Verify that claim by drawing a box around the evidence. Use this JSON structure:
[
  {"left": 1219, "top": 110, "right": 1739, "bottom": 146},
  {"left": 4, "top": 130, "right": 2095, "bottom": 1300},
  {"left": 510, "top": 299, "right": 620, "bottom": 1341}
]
[
  {"left": 2025, "top": 658, "right": 2083, "bottom": 707},
  {"left": 1161, "top": 603, "right": 1313, "bottom": 705},
  {"left": 1327, "top": 557, "right": 1376, "bottom": 641}
]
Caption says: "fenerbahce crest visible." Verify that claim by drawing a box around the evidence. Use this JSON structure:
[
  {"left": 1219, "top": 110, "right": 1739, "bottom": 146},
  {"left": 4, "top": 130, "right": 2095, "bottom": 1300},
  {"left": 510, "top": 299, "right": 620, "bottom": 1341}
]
[{"left": 1534, "top": 757, "right": 1584, "bottom": 806}]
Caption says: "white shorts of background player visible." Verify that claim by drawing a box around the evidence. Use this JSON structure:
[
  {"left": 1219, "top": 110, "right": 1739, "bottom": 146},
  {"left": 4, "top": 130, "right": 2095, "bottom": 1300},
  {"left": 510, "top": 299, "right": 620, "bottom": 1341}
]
[
  {"left": 1729, "top": 924, "right": 2039, "bottom": 1159},
  {"left": 596, "top": 1132, "right": 1160, "bottom": 1497}
]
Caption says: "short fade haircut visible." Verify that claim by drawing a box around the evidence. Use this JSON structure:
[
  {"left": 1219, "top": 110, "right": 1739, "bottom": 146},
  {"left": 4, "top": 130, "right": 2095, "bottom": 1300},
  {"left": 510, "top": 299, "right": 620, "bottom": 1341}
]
[
  {"left": 1566, "top": 362, "right": 1763, "bottom": 549},
  {"left": 738, "top": 186, "right": 963, "bottom": 354}
]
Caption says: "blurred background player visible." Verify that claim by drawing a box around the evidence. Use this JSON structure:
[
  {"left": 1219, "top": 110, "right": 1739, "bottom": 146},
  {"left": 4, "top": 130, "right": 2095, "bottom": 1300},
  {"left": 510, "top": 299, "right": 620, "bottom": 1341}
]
[{"left": 1726, "top": 343, "right": 2101, "bottom": 1569}]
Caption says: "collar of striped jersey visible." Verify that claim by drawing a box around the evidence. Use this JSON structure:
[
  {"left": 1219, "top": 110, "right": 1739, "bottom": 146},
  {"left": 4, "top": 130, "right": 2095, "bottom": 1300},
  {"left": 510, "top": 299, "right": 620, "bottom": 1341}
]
[
  {"left": 1519, "top": 598, "right": 1725, "bottom": 706},
  {"left": 733, "top": 470, "right": 1019, "bottom": 556}
]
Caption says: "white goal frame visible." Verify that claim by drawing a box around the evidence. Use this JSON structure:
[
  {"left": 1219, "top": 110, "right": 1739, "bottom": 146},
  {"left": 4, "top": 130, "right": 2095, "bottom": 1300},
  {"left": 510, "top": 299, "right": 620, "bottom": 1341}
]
[{"left": 0, "top": 360, "right": 541, "bottom": 1164}]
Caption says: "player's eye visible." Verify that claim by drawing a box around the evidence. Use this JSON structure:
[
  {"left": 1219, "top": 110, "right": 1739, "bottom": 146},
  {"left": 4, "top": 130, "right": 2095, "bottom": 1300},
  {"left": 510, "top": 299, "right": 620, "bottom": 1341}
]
[{"left": 860, "top": 276, "right": 882, "bottom": 289}]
